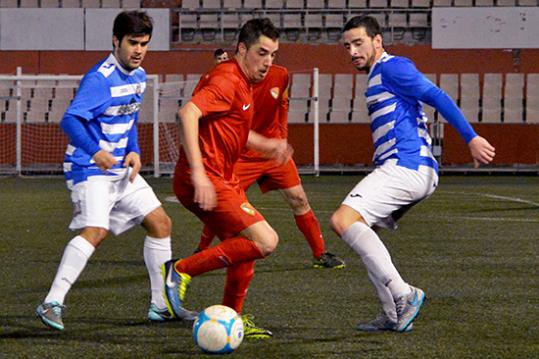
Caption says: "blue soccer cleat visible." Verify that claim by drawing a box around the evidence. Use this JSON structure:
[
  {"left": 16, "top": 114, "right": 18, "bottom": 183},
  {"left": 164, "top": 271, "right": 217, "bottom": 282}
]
[
  {"left": 161, "top": 259, "right": 194, "bottom": 320},
  {"left": 36, "top": 301, "right": 65, "bottom": 331},
  {"left": 395, "top": 285, "right": 426, "bottom": 332}
]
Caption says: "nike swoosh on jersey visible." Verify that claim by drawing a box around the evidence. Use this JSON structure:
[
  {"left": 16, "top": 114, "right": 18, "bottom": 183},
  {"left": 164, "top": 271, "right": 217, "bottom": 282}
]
[
  {"left": 242, "top": 104, "right": 251, "bottom": 111},
  {"left": 350, "top": 193, "right": 362, "bottom": 198}
]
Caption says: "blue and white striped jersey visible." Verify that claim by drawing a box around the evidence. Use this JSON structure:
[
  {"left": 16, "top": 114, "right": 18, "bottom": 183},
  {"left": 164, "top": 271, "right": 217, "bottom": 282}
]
[
  {"left": 63, "top": 54, "right": 146, "bottom": 188},
  {"left": 365, "top": 52, "right": 438, "bottom": 173}
]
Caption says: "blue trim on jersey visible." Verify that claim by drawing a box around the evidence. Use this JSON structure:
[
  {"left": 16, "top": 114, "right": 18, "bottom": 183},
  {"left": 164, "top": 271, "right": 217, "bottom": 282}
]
[
  {"left": 365, "top": 53, "right": 438, "bottom": 173},
  {"left": 62, "top": 54, "right": 146, "bottom": 185},
  {"left": 420, "top": 87, "right": 477, "bottom": 144}
]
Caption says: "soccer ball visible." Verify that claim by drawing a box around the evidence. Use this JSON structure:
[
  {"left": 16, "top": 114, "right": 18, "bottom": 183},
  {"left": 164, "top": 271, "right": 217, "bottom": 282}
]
[{"left": 193, "top": 305, "right": 244, "bottom": 354}]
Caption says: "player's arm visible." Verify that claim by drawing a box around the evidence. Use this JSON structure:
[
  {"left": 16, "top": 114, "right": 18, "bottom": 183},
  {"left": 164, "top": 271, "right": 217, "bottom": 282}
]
[
  {"left": 63, "top": 72, "right": 117, "bottom": 171},
  {"left": 124, "top": 124, "right": 141, "bottom": 181},
  {"left": 60, "top": 113, "right": 117, "bottom": 171},
  {"left": 384, "top": 60, "right": 495, "bottom": 167},
  {"left": 246, "top": 130, "right": 293, "bottom": 165},
  {"left": 178, "top": 101, "right": 216, "bottom": 211},
  {"left": 419, "top": 88, "right": 495, "bottom": 167}
]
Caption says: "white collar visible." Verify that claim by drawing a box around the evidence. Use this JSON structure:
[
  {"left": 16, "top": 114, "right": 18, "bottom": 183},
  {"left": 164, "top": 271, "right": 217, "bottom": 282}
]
[{"left": 108, "top": 53, "right": 138, "bottom": 76}]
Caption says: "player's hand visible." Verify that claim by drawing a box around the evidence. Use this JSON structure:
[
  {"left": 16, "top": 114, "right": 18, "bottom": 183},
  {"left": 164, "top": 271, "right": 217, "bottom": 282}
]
[
  {"left": 469, "top": 136, "right": 495, "bottom": 168},
  {"left": 267, "top": 139, "right": 294, "bottom": 166},
  {"left": 93, "top": 150, "right": 117, "bottom": 171},
  {"left": 124, "top": 152, "right": 141, "bottom": 182},
  {"left": 192, "top": 169, "right": 216, "bottom": 211}
]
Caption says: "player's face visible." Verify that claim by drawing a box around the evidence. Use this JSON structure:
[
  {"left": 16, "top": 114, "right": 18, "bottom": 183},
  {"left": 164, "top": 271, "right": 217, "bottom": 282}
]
[
  {"left": 113, "top": 34, "right": 151, "bottom": 71},
  {"left": 238, "top": 35, "right": 279, "bottom": 83},
  {"left": 215, "top": 52, "right": 229, "bottom": 64},
  {"left": 343, "top": 27, "right": 383, "bottom": 72}
]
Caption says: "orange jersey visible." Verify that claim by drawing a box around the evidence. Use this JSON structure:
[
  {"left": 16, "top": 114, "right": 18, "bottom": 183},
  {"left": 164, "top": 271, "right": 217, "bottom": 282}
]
[
  {"left": 177, "top": 59, "right": 253, "bottom": 181},
  {"left": 240, "top": 65, "right": 289, "bottom": 160}
]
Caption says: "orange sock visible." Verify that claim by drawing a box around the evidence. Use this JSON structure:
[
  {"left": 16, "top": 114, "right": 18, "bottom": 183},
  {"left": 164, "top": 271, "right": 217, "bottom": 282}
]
[
  {"left": 222, "top": 260, "right": 255, "bottom": 314},
  {"left": 176, "top": 236, "right": 263, "bottom": 277},
  {"left": 294, "top": 209, "right": 325, "bottom": 258},
  {"left": 197, "top": 225, "right": 215, "bottom": 251}
]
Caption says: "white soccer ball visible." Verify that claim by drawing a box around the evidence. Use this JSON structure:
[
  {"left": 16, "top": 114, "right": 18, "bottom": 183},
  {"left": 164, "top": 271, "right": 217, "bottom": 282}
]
[{"left": 193, "top": 304, "right": 244, "bottom": 354}]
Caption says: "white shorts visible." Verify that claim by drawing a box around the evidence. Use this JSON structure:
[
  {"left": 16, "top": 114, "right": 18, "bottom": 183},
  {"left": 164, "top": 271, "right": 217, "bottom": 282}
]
[
  {"left": 69, "top": 172, "right": 161, "bottom": 235},
  {"left": 342, "top": 160, "right": 438, "bottom": 230}
]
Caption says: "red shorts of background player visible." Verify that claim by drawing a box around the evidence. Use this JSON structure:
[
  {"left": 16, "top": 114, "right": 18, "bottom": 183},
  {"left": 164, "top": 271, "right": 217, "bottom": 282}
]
[
  {"left": 174, "top": 176, "right": 265, "bottom": 240},
  {"left": 234, "top": 157, "right": 301, "bottom": 193}
]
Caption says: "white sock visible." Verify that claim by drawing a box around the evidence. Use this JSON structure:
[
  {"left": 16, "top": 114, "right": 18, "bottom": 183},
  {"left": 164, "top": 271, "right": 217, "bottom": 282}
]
[
  {"left": 342, "top": 222, "right": 410, "bottom": 299},
  {"left": 368, "top": 271, "right": 397, "bottom": 322},
  {"left": 144, "top": 236, "right": 171, "bottom": 309},
  {"left": 44, "top": 236, "right": 95, "bottom": 305}
]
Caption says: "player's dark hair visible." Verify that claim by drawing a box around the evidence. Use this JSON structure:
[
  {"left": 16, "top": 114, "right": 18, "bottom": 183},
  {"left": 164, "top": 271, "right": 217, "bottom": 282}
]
[
  {"left": 214, "top": 48, "right": 226, "bottom": 58},
  {"left": 237, "top": 18, "right": 280, "bottom": 50},
  {"left": 113, "top": 10, "right": 153, "bottom": 44},
  {"left": 343, "top": 15, "right": 381, "bottom": 38}
]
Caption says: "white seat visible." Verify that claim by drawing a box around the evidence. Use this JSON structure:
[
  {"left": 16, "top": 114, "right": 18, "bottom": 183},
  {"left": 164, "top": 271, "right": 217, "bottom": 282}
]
[
  {"left": 518, "top": 0, "right": 536, "bottom": 5},
  {"left": 327, "top": 0, "right": 346, "bottom": 7},
  {"left": 503, "top": 98, "right": 523, "bottom": 123},
  {"left": 265, "top": 0, "right": 282, "bottom": 8},
  {"left": 329, "top": 111, "right": 351, "bottom": 123},
  {"left": 432, "top": 0, "right": 451, "bottom": 5},
  {"left": 223, "top": 0, "right": 241, "bottom": 8},
  {"left": 41, "top": 0, "right": 60, "bottom": 7},
  {"left": 25, "top": 111, "right": 47, "bottom": 123},
  {"left": 390, "top": 0, "right": 409, "bottom": 6},
  {"left": 454, "top": 0, "right": 473, "bottom": 5},
  {"left": 181, "top": 0, "right": 200, "bottom": 9},
  {"left": 102, "top": 0, "right": 121, "bottom": 8},
  {"left": 481, "top": 96, "right": 502, "bottom": 123},
  {"left": 475, "top": 0, "right": 494, "bottom": 5},
  {"left": 411, "top": 0, "right": 430, "bottom": 7},
  {"left": 243, "top": 0, "right": 262, "bottom": 7},
  {"left": 439, "top": 74, "right": 459, "bottom": 102},
  {"left": 409, "top": 13, "right": 428, "bottom": 28},
  {"left": 348, "top": 0, "right": 367, "bottom": 6},
  {"left": 122, "top": 0, "right": 140, "bottom": 7},
  {"left": 202, "top": 0, "right": 221, "bottom": 7},
  {"left": 285, "top": 0, "right": 304, "bottom": 7},
  {"left": 0, "top": 0, "right": 18, "bottom": 7},
  {"left": 288, "top": 111, "right": 306, "bottom": 123},
  {"left": 19, "top": 0, "right": 39, "bottom": 7},
  {"left": 62, "top": 0, "right": 80, "bottom": 7},
  {"left": 388, "top": 13, "right": 407, "bottom": 28},
  {"left": 370, "top": 0, "right": 388, "bottom": 7},
  {"left": 331, "top": 97, "right": 351, "bottom": 112},
  {"left": 306, "top": 0, "right": 324, "bottom": 7},
  {"left": 81, "top": 0, "right": 100, "bottom": 7}
]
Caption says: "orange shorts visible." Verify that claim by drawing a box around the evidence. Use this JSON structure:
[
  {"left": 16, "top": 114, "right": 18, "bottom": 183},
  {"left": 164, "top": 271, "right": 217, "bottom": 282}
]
[
  {"left": 174, "top": 175, "right": 264, "bottom": 240},
  {"left": 234, "top": 157, "right": 301, "bottom": 193}
]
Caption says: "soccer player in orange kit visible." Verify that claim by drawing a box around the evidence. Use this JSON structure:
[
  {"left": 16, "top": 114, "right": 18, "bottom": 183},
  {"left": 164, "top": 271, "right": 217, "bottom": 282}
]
[
  {"left": 162, "top": 18, "right": 291, "bottom": 339},
  {"left": 194, "top": 64, "right": 345, "bottom": 269}
]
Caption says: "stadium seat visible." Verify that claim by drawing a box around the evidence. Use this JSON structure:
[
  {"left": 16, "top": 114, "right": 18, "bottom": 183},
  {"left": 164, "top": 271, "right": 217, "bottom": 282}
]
[
  {"left": 370, "top": 0, "right": 389, "bottom": 6},
  {"left": 411, "top": 0, "right": 430, "bottom": 7},
  {"left": 122, "top": 0, "right": 141, "bottom": 8},
  {"left": 439, "top": 73, "right": 459, "bottom": 102},
  {"left": 222, "top": 13, "right": 240, "bottom": 41},
  {"left": 199, "top": 14, "right": 219, "bottom": 41},
  {"left": 81, "top": 0, "right": 100, "bottom": 7},
  {"left": 179, "top": 13, "right": 198, "bottom": 42},
  {"left": 496, "top": 0, "right": 516, "bottom": 4},
  {"left": 333, "top": 73, "right": 354, "bottom": 99},
  {"left": 288, "top": 109, "right": 307, "bottom": 123},
  {"left": 350, "top": 99, "right": 370, "bottom": 123},
  {"left": 306, "top": 0, "right": 324, "bottom": 7},
  {"left": 181, "top": 0, "right": 200, "bottom": 10},
  {"left": 354, "top": 74, "right": 368, "bottom": 98},
  {"left": 265, "top": 0, "right": 283, "bottom": 8},
  {"left": 318, "top": 74, "right": 333, "bottom": 100},
  {"left": 223, "top": 0, "right": 242, "bottom": 8},
  {"left": 41, "top": 0, "right": 61, "bottom": 7},
  {"left": 285, "top": 0, "right": 304, "bottom": 8},
  {"left": 291, "top": 73, "right": 311, "bottom": 98},
  {"left": 348, "top": 0, "right": 367, "bottom": 6},
  {"left": 325, "top": 13, "right": 344, "bottom": 41},
  {"left": 475, "top": 0, "right": 494, "bottom": 5},
  {"left": 0, "top": 0, "right": 18, "bottom": 7},
  {"left": 265, "top": 12, "right": 282, "bottom": 28},
  {"left": 388, "top": 12, "right": 408, "bottom": 28},
  {"left": 308, "top": 100, "right": 330, "bottom": 122},
  {"left": 202, "top": 0, "right": 221, "bottom": 8},
  {"left": 102, "top": 0, "right": 121, "bottom": 8},
  {"left": 432, "top": 0, "right": 451, "bottom": 5},
  {"left": 329, "top": 111, "right": 351, "bottom": 123},
  {"left": 19, "top": 0, "right": 38, "bottom": 7},
  {"left": 369, "top": 13, "right": 387, "bottom": 28},
  {"left": 453, "top": 0, "right": 473, "bottom": 5},
  {"left": 25, "top": 111, "right": 47, "bottom": 123},
  {"left": 62, "top": 0, "right": 81, "bottom": 7},
  {"left": 503, "top": 73, "right": 524, "bottom": 123},
  {"left": 517, "top": 0, "right": 536, "bottom": 5},
  {"left": 460, "top": 73, "right": 480, "bottom": 123},
  {"left": 331, "top": 97, "right": 352, "bottom": 112},
  {"left": 243, "top": 0, "right": 262, "bottom": 8},
  {"left": 305, "top": 14, "right": 323, "bottom": 41},
  {"left": 482, "top": 74, "right": 502, "bottom": 123},
  {"left": 283, "top": 13, "right": 303, "bottom": 41},
  {"left": 390, "top": 0, "right": 409, "bottom": 7},
  {"left": 327, "top": 0, "right": 346, "bottom": 7},
  {"left": 409, "top": 13, "right": 428, "bottom": 28}
]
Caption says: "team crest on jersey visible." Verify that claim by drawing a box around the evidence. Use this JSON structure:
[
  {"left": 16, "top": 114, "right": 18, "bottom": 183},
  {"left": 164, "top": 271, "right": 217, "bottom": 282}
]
[
  {"left": 240, "top": 202, "right": 256, "bottom": 216},
  {"left": 270, "top": 87, "right": 279, "bottom": 99}
]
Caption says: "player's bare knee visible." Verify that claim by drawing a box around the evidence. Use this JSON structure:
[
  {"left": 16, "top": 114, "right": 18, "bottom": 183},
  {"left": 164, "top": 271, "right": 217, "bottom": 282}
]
[
  {"left": 80, "top": 227, "right": 108, "bottom": 247},
  {"left": 256, "top": 230, "right": 279, "bottom": 256},
  {"left": 143, "top": 207, "right": 172, "bottom": 238},
  {"left": 329, "top": 212, "right": 346, "bottom": 237}
]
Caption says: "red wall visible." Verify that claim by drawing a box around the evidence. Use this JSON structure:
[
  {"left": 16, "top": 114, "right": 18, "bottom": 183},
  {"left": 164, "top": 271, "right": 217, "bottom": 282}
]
[{"left": 2, "top": 45, "right": 539, "bottom": 75}]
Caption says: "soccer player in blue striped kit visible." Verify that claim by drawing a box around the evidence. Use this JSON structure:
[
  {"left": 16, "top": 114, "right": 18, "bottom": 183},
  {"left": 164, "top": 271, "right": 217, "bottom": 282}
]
[
  {"left": 36, "top": 11, "right": 186, "bottom": 330},
  {"left": 331, "top": 15, "right": 496, "bottom": 332}
]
